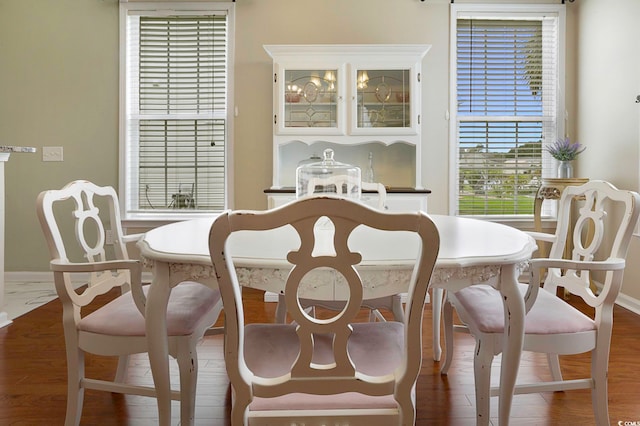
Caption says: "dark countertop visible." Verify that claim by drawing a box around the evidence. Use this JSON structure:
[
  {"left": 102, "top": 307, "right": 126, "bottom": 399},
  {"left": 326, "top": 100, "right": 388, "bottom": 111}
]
[{"left": 265, "top": 187, "right": 431, "bottom": 194}]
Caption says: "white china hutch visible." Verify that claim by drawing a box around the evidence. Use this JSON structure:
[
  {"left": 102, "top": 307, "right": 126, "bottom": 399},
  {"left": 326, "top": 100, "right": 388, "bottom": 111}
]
[{"left": 263, "top": 44, "right": 431, "bottom": 211}]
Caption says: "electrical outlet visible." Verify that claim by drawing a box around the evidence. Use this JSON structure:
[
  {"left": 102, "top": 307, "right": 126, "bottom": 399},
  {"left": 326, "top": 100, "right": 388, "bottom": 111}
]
[
  {"left": 105, "top": 230, "right": 114, "bottom": 245},
  {"left": 42, "top": 146, "right": 64, "bottom": 162}
]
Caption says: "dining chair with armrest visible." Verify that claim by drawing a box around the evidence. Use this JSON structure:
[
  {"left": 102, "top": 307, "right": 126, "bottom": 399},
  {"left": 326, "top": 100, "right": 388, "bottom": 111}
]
[
  {"left": 210, "top": 196, "right": 440, "bottom": 425},
  {"left": 36, "top": 180, "right": 223, "bottom": 426},
  {"left": 440, "top": 180, "right": 640, "bottom": 425}
]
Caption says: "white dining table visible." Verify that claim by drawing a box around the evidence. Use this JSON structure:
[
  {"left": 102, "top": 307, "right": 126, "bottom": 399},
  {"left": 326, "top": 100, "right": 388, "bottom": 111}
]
[{"left": 138, "top": 214, "right": 537, "bottom": 426}]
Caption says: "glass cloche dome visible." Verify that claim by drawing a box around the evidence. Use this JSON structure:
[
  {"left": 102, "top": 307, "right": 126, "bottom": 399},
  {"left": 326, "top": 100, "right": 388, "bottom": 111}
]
[{"left": 296, "top": 148, "right": 361, "bottom": 200}]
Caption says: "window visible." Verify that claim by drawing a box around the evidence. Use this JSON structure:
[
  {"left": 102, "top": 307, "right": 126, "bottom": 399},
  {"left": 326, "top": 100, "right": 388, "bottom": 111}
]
[
  {"left": 119, "top": 2, "right": 234, "bottom": 221},
  {"left": 450, "top": 4, "right": 565, "bottom": 217}
]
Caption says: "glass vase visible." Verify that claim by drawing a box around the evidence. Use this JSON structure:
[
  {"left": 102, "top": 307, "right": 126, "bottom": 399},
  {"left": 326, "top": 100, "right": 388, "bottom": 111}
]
[{"left": 557, "top": 161, "right": 573, "bottom": 179}]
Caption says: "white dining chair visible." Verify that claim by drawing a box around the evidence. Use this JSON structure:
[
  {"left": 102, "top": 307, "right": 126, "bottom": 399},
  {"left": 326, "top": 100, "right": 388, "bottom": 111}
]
[
  {"left": 361, "top": 181, "right": 388, "bottom": 210},
  {"left": 440, "top": 180, "right": 640, "bottom": 426},
  {"left": 210, "top": 196, "right": 440, "bottom": 425},
  {"left": 36, "top": 180, "right": 223, "bottom": 426}
]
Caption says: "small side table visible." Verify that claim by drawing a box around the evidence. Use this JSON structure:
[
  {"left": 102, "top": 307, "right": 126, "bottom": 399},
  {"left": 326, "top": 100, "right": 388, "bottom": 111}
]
[{"left": 534, "top": 177, "right": 589, "bottom": 234}]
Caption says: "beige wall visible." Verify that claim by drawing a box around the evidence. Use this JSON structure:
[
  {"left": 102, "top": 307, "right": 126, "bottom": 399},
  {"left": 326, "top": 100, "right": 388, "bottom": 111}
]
[
  {"left": 1, "top": 0, "right": 120, "bottom": 271},
  {"left": 574, "top": 0, "right": 640, "bottom": 303},
  {"left": 0, "top": 0, "right": 453, "bottom": 272},
  {"left": 3, "top": 0, "right": 639, "bottom": 305}
]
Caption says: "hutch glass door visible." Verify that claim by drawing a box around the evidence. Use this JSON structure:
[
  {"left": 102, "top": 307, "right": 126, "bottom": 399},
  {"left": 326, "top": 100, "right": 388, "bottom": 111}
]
[
  {"left": 355, "top": 69, "right": 411, "bottom": 130},
  {"left": 283, "top": 69, "right": 339, "bottom": 130}
]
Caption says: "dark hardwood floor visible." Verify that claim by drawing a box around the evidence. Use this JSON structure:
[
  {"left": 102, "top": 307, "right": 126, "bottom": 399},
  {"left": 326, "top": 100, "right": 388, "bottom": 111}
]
[{"left": 1, "top": 287, "right": 640, "bottom": 425}]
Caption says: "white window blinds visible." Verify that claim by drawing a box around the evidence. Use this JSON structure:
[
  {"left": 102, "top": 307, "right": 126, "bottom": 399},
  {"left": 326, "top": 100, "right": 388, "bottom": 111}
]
[
  {"left": 122, "top": 9, "right": 229, "bottom": 216},
  {"left": 454, "top": 13, "right": 561, "bottom": 217}
]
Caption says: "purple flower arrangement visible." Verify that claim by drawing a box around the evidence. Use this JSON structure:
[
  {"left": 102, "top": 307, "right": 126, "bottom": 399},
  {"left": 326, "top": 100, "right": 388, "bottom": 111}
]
[{"left": 546, "top": 137, "right": 586, "bottom": 161}]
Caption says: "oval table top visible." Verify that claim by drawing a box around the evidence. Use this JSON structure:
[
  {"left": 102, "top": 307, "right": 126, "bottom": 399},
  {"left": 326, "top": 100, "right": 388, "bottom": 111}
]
[{"left": 139, "top": 214, "right": 537, "bottom": 270}]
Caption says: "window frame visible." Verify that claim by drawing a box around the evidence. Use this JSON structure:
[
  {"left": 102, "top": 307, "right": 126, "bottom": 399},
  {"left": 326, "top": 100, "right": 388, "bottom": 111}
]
[
  {"left": 448, "top": 3, "right": 566, "bottom": 220},
  {"left": 119, "top": 1, "right": 235, "bottom": 225}
]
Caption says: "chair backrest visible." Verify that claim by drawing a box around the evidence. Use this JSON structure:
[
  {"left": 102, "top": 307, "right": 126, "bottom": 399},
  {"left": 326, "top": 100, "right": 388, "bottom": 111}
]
[
  {"left": 361, "top": 181, "right": 387, "bottom": 210},
  {"left": 209, "top": 196, "right": 439, "bottom": 420},
  {"left": 36, "top": 180, "right": 141, "bottom": 315},
  {"left": 544, "top": 180, "right": 640, "bottom": 303}
]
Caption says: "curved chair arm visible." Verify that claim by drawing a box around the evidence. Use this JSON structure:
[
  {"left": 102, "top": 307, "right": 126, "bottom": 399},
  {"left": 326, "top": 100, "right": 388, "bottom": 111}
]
[
  {"left": 525, "top": 231, "right": 557, "bottom": 244},
  {"left": 50, "top": 259, "right": 145, "bottom": 314},
  {"left": 122, "top": 233, "right": 144, "bottom": 244},
  {"left": 528, "top": 257, "right": 626, "bottom": 309},
  {"left": 529, "top": 257, "right": 626, "bottom": 272}
]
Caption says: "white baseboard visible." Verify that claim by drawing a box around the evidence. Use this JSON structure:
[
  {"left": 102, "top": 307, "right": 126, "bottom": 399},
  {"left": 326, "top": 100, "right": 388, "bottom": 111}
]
[
  {"left": 614, "top": 292, "right": 640, "bottom": 316},
  {"left": 0, "top": 311, "right": 11, "bottom": 328}
]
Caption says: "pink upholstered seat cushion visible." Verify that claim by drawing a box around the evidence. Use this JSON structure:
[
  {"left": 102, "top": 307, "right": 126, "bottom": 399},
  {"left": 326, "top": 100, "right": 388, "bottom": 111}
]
[
  {"left": 244, "top": 321, "right": 403, "bottom": 377},
  {"left": 243, "top": 321, "right": 404, "bottom": 411},
  {"left": 78, "top": 281, "right": 220, "bottom": 336},
  {"left": 453, "top": 283, "right": 595, "bottom": 334}
]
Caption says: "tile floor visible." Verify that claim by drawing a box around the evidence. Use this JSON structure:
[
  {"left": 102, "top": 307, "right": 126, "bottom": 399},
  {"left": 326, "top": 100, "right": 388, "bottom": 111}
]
[{"left": 4, "top": 280, "right": 57, "bottom": 320}]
